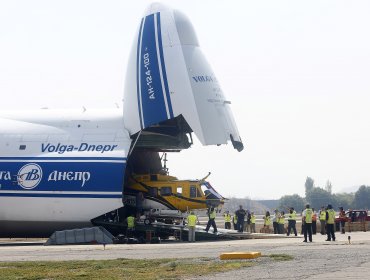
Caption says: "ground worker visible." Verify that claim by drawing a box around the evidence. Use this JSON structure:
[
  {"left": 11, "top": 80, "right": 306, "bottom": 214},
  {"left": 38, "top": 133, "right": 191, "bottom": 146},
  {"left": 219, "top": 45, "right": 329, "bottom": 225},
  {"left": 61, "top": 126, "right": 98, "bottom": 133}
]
[
  {"left": 235, "top": 205, "right": 247, "bottom": 233},
  {"left": 250, "top": 212, "right": 256, "bottom": 233},
  {"left": 224, "top": 211, "right": 231, "bottom": 229},
  {"left": 312, "top": 208, "right": 317, "bottom": 234},
  {"left": 205, "top": 207, "right": 217, "bottom": 233},
  {"left": 187, "top": 211, "right": 197, "bottom": 242},
  {"left": 326, "top": 204, "right": 336, "bottom": 241},
  {"left": 126, "top": 214, "right": 136, "bottom": 237},
  {"left": 272, "top": 209, "right": 280, "bottom": 234},
  {"left": 263, "top": 211, "right": 271, "bottom": 232},
  {"left": 287, "top": 207, "right": 297, "bottom": 236},
  {"left": 245, "top": 210, "right": 251, "bottom": 232},
  {"left": 233, "top": 212, "right": 238, "bottom": 230},
  {"left": 319, "top": 206, "right": 327, "bottom": 235},
  {"left": 339, "top": 206, "right": 346, "bottom": 234},
  {"left": 302, "top": 204, "right": 313, "bottom": 242},
  {"left": 278, "top": 211, "right": 285, "bottom": 234}
]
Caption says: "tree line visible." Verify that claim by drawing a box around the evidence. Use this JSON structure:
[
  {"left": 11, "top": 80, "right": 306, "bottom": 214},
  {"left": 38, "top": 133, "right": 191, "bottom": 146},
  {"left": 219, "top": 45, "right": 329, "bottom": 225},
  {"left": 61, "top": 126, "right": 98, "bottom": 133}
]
[{"left": 279, "top": 177, "right": 370, "bottom": 211}]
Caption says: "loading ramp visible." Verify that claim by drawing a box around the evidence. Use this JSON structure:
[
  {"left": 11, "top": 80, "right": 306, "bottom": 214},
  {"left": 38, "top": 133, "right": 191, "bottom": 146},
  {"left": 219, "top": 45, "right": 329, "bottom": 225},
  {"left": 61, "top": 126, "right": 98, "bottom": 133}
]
[
  {"left": 93, "top": 220, "right": 299, "bottom": 242},
  {"left": 45, "top": 226, "right": 114, "bottom": 245}
]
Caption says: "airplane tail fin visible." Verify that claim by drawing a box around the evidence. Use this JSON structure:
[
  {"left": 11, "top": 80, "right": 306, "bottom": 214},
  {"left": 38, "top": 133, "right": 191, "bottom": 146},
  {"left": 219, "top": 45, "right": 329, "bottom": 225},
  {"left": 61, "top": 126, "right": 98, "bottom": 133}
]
[{"left": 123, "top": 3, "right": 243, "bottom": 151}]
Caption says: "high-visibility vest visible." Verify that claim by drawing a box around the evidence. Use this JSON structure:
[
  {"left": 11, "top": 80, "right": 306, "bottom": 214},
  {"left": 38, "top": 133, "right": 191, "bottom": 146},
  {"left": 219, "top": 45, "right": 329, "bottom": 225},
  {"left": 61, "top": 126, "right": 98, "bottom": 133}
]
[
  {"left": 233, "top": 215, "right": 238, "bottom": 224},
  {"left": 319, "top": 210, "right": 326, "bottom": 221},
  {"left": 288, "top": 211, "right": 296, "bottom": 220},
  {"left": 224, "top": 214, "right": 231, "bottom": 223},
  {"left": 127, "top": 216, "right": 135, "bottom": 229},
  {"left": 305, "top": 209, "right": 313, "bottom": 223},
  {"left": 264, "top": 216, "right": 271, "bottom": 226},
  {"left": 250, "top": 215, "right": 256, "bottom": 224},
  {"left": 209, "top": 210, "right": 216, "bottom": 219},
  {"left": 327, "top": 209, "right": 335, "bottom": 224},
  {"left": 187, "top": 214, "right": 197, "bottom": 227},
  {"left": 278, "top": 215, "right": 285, "bottom": 224}
]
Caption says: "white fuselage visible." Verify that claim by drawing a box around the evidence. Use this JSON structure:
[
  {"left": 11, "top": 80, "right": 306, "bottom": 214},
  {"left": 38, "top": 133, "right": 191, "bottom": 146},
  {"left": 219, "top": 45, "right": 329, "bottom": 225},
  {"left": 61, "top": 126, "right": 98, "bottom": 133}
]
[
  {"left": 0, "top": 3, "right": 244, "bottom": 237},
  {"left": 0, "top": 109, "right": 131, "bottom": 237}
]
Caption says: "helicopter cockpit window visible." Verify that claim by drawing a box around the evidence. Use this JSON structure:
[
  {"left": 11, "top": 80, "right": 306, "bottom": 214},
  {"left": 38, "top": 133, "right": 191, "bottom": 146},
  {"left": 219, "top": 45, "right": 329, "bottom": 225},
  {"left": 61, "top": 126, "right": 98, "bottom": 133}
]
[
  {"left": 160, "top": 187, "right": 172, "bottom": 196},
  {"left": 177, "top": 187, "right": 183, "bottom": 196},
  {"left": 201, "top": 183, "right": 222, "bottom": 199},
  {"left": 201, "top": 184, "right": 209, "bottom": 196},
  {"left": 149, "top": 187, "right": 158, "bottom": 197},
  {"left": 190, "top": 186, "right": 197, "bottom": 198}
]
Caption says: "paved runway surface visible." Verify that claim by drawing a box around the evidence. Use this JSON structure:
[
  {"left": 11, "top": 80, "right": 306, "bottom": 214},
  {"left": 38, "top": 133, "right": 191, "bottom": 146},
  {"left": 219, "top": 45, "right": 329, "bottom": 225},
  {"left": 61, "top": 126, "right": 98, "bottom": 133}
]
[{"left": 1, "top": 232, "right": 370, "bottom": 279}]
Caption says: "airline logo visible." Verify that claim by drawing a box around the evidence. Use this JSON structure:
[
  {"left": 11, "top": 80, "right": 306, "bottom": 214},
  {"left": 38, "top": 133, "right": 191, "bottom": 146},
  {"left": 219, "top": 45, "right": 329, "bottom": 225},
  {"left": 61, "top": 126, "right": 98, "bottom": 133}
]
[
  {"left": 17, "top": 163, "right": 42, "bottom": 190},
  {"left": 41, "top": 143, "right": 118, "bottom": 154},
  {"left": 192, "top": 75, "right": 218, "bottom": 83},
  {"left": 48, "top": 171, "right": 90, "bottom": 187},
  {"left": 0, "top": 164, "right": 91, "bottom": 190}
]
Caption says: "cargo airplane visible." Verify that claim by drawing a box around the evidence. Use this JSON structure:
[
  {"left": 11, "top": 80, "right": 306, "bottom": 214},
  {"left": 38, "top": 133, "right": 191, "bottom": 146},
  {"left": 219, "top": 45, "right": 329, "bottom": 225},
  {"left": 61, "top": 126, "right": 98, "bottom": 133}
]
[{"left": 0, "top": 3, "right": 243, "bottom": 237}]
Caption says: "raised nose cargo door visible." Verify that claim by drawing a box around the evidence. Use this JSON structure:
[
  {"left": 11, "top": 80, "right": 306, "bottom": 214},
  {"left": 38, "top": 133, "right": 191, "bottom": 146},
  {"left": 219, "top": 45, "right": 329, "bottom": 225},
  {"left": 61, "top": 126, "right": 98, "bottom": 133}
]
[{"left": 123, "top": 3, "right": 243, "bottom": 152}]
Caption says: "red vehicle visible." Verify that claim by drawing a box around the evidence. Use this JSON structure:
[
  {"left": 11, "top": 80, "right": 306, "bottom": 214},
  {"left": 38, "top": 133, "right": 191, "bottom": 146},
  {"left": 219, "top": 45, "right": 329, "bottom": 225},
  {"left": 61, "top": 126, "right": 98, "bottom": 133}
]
[{"left": 335, "top": 210, "right": 370, "bottom": 223}]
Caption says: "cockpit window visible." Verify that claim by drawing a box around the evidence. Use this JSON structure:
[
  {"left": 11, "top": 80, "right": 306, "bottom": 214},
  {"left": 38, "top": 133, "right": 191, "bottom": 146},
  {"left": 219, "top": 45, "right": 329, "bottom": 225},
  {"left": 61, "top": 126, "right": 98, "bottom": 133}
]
[
  {"left": 190, "top": 186, "right": 197, "bottom": 198},
  {"left": 149, "top": 187, "right": 158, "bottom": 197},
  {"left": 160, "top": 187, "right": 172, "bottom": 196},
  {"left": 201, "top": 182, "right": 222, "bottom": 199},
  {"left": 177, "top": 187, "right": 183, "bottom": 196},
  {"left": 201, "top": 184, "right": 208, "bottom": 195}
]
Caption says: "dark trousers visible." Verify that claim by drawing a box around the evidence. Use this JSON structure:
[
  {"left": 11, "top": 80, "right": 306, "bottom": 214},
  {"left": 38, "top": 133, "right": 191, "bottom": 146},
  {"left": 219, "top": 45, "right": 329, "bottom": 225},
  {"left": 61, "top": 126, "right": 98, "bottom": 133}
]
[
  {"left": 126, "top": 228, "right": 135, "bottom": 238},
  {"left": 303, "top": 223, "right": 312, "bottom": 242},
  {"left": 205, "top": 218, "right": 217, "bottom": 233},
  {"left": 287, "top": 220, "right": 297, "bottom": 236},
  {"left": 327, "top": 224, "right": 335, "bottom": 241},
  {"left": 278, "top": 224, "right": 284, "bottom": 234},
  {"left": 340, "top": 221, "right": 346, "bottom": 233},
  {"left": 320, "top": 220, "right": 326, "bottom": 235},
  {"left": 233, "top": 223, "right": 237, "bottom": 230},
  {"left": 237, "top": 220, "right": 244, "bottom": 232},
  {"left": 225, "top": 222, "right": 231, "bottom": 229},
  {"left": 312, "top": 221, "right": 317, "bottom": 234},
  {"left": 273, "top": 222, "right": 279, "bottom": 234}
]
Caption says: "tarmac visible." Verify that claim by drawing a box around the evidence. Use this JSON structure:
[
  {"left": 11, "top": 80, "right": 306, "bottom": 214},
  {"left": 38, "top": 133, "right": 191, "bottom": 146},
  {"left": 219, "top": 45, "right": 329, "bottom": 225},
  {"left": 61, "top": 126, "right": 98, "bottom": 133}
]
[{"left": 1, "top": 231, "right": 370, "bottom": 279}]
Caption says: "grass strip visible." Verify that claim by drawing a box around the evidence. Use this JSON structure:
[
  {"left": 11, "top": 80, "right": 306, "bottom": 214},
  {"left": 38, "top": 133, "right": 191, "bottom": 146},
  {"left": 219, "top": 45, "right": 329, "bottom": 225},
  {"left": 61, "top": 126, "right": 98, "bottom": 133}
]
[
  {"left": 0, "top": 257, "right": 254, "bottom": 280},
  {"left": 268, "top": 254, "right": 294, "bottom": 261}
]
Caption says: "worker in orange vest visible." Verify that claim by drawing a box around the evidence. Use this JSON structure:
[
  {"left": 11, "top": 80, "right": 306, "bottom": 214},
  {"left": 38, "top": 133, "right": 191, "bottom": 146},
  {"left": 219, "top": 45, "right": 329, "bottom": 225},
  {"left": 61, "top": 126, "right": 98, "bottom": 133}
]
[
  {"left": 312, "top": 208, "right": 317, "bottom": 234},
  {"left": 339, "top": 207, "right": 346, "bottom": 234}
]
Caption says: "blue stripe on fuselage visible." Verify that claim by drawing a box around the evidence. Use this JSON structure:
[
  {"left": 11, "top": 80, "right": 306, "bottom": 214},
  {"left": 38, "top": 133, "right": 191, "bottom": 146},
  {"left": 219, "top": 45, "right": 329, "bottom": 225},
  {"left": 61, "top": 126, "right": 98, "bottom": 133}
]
[
  {"left": 139, "top": 13, "right": 168, "bottom": 127},
  {"left": 0, "top": 192, "right": 122, "bottom": 198},
  {"left": 0, "top": 160, "right": 125, "bottom": 193},
  {"left": 137, "top": 18, "right": 145, "bottom": 129},
  {"left": 0, "top": 157, "right": 126, "bottom": 161},
  {"left": 156, "top": 12, "right": 174, "bottom": 118}
]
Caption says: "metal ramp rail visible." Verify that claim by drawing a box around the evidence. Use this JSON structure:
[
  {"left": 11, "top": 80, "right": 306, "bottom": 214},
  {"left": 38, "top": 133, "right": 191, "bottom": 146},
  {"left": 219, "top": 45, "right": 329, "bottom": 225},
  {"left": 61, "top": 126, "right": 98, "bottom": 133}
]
[{"left": 91, "top": 220, "right": 301, "bottom": 242}]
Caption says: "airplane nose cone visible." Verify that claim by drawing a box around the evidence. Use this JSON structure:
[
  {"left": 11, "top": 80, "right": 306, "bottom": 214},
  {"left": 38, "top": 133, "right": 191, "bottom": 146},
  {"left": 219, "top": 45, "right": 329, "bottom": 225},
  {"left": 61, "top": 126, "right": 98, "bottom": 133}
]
[
  {"left": 144, "top": 2, "right": 199, "bottom": 47},
  {"left": 144, "top": 2, "right": 170, "bottom": 16},
  {"left": 172, "top": 9, "right": 199, "bottom": 46}
]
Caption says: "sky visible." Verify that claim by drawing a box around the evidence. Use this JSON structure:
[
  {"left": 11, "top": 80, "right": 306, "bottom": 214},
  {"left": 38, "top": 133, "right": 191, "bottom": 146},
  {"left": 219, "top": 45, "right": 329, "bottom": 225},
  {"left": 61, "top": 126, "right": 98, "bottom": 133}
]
[{"left": 0, "top": 0, "right": 370, "bottom": 199}]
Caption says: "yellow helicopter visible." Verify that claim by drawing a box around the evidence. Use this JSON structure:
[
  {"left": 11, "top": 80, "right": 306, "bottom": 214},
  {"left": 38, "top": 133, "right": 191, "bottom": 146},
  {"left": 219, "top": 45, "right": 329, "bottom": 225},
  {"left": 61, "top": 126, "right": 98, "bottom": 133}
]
[{"left": 123, "top": 153, "right": 225, "bottom": 213}]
